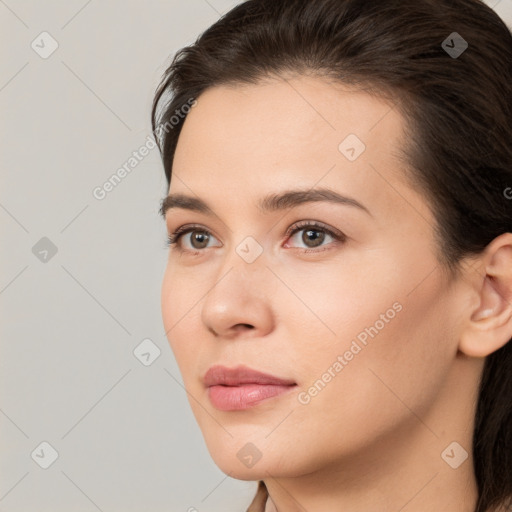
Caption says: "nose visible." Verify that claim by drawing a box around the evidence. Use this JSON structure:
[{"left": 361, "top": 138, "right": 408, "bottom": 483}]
[{"left": 201, "top": 249, "right": 276, "bottom": 339}]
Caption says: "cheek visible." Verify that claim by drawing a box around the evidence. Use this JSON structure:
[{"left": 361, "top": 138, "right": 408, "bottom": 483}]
[
  {"left": 161, "top": 267, "right": 201, "bottom": 364},
  {"left": 291, "top": 267, "right": 456, "bottom": 451},
  {"left": 270, "top": 253, "right": 406, "bottom": 361}
]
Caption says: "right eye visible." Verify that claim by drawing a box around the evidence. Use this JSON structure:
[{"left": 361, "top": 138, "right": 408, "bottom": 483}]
[{"left": 166, "top": 224, "right": 222, "bottom": 253}]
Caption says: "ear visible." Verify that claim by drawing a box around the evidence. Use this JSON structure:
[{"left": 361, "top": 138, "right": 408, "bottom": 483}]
[{"left": 459, "top": 232, "right": 512, "bottom": 358}]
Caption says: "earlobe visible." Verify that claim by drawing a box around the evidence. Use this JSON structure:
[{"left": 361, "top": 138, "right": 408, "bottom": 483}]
[{"left": 459, "top": 234, "right": 512, "bottom": 358}]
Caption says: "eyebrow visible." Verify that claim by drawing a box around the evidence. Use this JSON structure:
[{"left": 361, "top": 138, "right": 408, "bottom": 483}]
[{"left": 159, "top": 187, "right": 372, "bottom": 219}]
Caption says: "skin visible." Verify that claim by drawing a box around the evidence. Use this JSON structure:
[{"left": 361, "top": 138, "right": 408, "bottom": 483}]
[{"left": 160, "top": 74, "right": 512, "bottom": 512}]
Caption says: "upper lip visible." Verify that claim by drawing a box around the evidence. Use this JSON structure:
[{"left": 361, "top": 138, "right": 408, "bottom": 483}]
[{"left": 203, "top": 365, "right": 296, "bottom": 387}]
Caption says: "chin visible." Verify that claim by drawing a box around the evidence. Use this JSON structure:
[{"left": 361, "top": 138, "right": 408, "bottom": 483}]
[{"left": 206, "top": 439, "right": 308, "bottom": 481}]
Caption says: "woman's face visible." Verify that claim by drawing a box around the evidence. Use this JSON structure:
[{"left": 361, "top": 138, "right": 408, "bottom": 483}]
[{"left": 161, "top": 75, "right": 469, "bottom": 480}]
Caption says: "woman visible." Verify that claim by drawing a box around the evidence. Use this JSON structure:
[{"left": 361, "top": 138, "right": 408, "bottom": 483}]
[{"left": 152, "top": 1, "right": 512, "bottom": 511}]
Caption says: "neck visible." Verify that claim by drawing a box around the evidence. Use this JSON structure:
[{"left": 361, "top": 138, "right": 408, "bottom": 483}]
[{"left": 263, "top": 430, "right": 478, "bottom": 511}]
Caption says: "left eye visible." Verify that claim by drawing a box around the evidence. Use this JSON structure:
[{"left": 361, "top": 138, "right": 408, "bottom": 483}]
[{"left": 284, "top": 222, "right": 345, "bottom": 250}]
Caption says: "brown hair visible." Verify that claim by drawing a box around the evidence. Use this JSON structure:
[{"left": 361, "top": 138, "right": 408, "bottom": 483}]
[{"left": 151, "top": 1, "right": 512, "bottom": 511}]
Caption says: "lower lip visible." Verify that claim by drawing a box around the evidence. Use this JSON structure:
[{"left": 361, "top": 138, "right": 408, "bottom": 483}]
[{"left": 208, "top": 384, "right": 297, "bottom": 411}]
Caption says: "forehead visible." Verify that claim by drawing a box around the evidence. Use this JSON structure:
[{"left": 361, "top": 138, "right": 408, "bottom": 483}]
[
  {"left": 173, "top": 74, "right": 405, "bottom": 178},
  {"left": 182, "top": 75, "right": 400, "bottom": 133},
  {"left": 168, "top": 75, "right": 432, "bottom": 227}
]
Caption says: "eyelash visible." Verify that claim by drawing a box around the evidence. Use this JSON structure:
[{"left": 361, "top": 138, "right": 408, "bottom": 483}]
[{"left": 165, "top": 220, "right": 346, "bottom": 255}]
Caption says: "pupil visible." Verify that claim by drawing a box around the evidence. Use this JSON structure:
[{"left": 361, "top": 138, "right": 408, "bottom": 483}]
[
  {"left": 192, "top": 232, "right": 209, "bottom": 249},
  {"left": 303, "top": 229, "right": 324, "bottom": 247}
]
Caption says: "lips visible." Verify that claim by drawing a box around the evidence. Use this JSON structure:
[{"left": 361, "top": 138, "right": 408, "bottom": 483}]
[
  {"left": 204, "top": 365, "right": 297, "bottom": 411},
  {"left": 204, "top": 365, "right": 296, "bottom": 387}
]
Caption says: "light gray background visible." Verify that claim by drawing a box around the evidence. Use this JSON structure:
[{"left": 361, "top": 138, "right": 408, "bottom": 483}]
[{"left": 1, "top": 1, "right": 511, "bottom": 511}]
